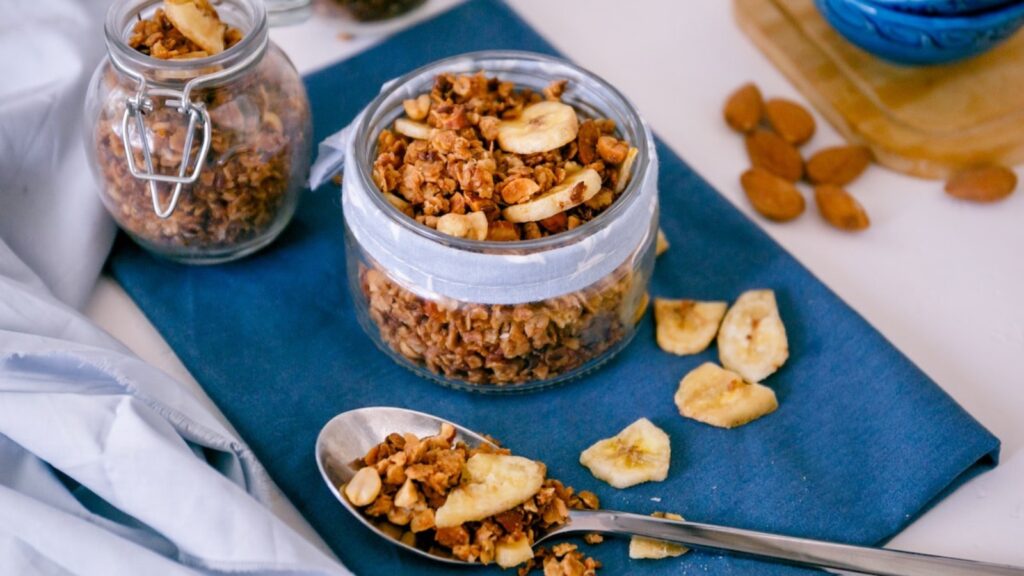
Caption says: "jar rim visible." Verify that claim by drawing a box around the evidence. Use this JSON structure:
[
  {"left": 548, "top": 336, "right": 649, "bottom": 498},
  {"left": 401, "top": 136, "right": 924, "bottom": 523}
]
[
  {"left": 104, "top": 0, "right": 268, "bottom": 80},
  {"left": 351, "top": 50, "right": 653, "bottom": 255}
]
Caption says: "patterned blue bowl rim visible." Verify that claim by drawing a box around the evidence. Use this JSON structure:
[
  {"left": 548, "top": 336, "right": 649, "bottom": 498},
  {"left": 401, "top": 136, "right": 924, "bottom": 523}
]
[{"left": 839, "top": 0, "right": 1024, "bottom": 26}]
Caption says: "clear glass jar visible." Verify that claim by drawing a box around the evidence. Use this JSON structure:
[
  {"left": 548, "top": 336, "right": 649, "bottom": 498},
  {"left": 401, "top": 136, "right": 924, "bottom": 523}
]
[
  {"left": 341, "top": 52, "right": 659, "bottom": 393},
  {"left": 84, "top": 0, "right": 311, "bottom": 264}
]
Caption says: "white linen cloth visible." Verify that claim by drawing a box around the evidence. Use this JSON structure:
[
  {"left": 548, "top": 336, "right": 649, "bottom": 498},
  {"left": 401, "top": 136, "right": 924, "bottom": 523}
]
[
  {"left": 0, "top": 1, "right": 349, "bottom": 574},
  {"left": 0, "top": 0, "right": 116, "bottom": 309},
  {"left": 0, "top": 239, "right": 351, "bottom": 575}
]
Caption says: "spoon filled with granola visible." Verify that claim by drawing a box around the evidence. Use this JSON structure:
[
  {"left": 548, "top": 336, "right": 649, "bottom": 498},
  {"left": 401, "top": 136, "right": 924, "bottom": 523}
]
[{"left": 316, "top": 407, "right": 1024, "bottom": 575}]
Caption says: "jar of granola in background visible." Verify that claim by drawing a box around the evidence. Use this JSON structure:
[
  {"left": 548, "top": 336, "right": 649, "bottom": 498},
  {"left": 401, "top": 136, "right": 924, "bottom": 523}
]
[
  {"left": 84, "top": 0, "right": 311, "bottom": 264},
  {"left": 334, "top": 0, "right": 426, "bottom": 22},
  {"left": 338, "top": 52, "right": 659, "bottom": 393}
]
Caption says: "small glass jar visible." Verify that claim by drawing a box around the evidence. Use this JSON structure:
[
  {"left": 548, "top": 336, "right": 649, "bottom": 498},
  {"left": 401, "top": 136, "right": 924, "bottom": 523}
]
[
  {"left": 84, "top": 0, "right": 312, "bottom": 264},
  {"left": 335, "top": 0, "right": 426, "bottom": 22},
  {"left": 341, "top": 52, "right": 659, "bottom": 393}
]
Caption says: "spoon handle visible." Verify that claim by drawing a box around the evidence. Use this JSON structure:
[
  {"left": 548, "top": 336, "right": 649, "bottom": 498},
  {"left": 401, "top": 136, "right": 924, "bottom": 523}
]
[{"left": 564, "top": 510, "right": 1024, "bottom": 576}]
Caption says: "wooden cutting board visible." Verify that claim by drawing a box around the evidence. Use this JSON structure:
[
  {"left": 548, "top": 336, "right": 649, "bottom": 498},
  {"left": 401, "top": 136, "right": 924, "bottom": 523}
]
[{"left": 735, "top": 0, "right": 1024, "bottom": 179}]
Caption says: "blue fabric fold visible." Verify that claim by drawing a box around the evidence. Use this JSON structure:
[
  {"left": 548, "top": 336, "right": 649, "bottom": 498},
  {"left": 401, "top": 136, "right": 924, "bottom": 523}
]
[{"left": 108, "top": 0, "right": 1000, "bottom": 574}]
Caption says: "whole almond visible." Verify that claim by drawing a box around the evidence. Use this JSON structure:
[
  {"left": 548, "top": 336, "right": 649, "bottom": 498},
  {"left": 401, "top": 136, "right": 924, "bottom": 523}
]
[
  {"left": 806, "top": 145, "right": 872, "bottom": 186},
  {"left": 765, "top": 98, "right": 816, "bottom": 146},
  {"left": 741, "top": 168, "right": 806, "bottom": 221},
  {"left": 815, "top": 185, "right": 870, "bottom": 231},
  {"left": 745, "top": 129, "right": 803, "bottom": 182},
  {"left": 945, "top": 166, "right": 1017, "bottom": 203},
  {"left": 723, "top": 83, "right": 764, "bottom": 133}
]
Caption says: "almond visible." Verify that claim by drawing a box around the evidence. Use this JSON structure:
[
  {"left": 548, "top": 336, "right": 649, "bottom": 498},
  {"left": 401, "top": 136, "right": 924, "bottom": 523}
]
[
  {"left": 945, "top": 166, "right": 1017, "bottom": 203},
  {"left": 745, "top": 129, "right": 803, "bottom": 182},
  {"left": 806, "top": 145, "right": 872, "bottom": 186},
  {"left": 765, "top": 98, "right": 816, "bottom": 146},
  {"left": 741, "top": 168, "right": 806, "bottom": 222},
  {"left": 723, "top": 83, "right": 763, "bottom": 133},
  {"left": 814, "top": 185, "right": 870, "bottom": 231}
]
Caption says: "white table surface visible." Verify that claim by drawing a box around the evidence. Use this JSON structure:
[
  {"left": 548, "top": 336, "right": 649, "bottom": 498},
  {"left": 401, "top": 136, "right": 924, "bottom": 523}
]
[{"left": 86, "top": 0, "right": 1024, "bottom": 569}]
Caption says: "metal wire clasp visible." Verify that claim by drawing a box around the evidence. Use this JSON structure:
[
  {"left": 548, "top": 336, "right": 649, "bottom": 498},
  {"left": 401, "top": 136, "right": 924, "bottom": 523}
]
[{"left": 120, "top": 78, "right": 213, "bottom": 219}]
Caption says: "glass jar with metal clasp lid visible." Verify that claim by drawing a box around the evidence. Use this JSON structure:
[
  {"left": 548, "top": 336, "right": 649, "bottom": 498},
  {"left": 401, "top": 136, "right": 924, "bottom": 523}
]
[{"left": 84, "top": 0, "right": 312, "bottom": 264}]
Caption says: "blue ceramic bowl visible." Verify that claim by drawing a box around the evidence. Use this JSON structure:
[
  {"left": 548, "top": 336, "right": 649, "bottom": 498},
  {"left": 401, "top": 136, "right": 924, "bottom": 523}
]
[
  {"left": 817, "top": 0, "right": 1024, "bottom": 65},
  {"left": 868, "top": 0, "right": 1015, "bottom": 15}
]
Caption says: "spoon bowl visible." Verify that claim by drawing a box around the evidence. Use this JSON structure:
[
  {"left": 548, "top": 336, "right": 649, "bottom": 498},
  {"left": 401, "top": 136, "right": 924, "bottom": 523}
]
[
  {"left": 315, "top": 406, "right": 492, "bottom": 565},
  {"left": 316, "top": 407, "right": 1024, "bottom": 575}
]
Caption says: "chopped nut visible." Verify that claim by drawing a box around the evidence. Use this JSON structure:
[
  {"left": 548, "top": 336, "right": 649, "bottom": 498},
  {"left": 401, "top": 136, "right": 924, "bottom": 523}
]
[
  {"left": 596, "top": 136, "right": 629, "bottom": 164},
  {"left": 403, "top": 94, "right": 432, "bottom": 121},
  {"left": 655, "top": 228, "right": 669, "bottom": 256},
  {"left": 584, "top": 188, "right": 613, "bottom": 211},
  {"left": 544, "top": 80, "right": 568, "bottom": 101},
  {"left": 343, "top": 467, "right": 382, "bottom": 506},
  {"left": 394, "top": 479, "right": 421, "bottom": 508},
  {"left": 387, "top": 506, "right": 412, "bottom": 526},
  {"left": 410, "top": 508, "right": 435, "bottom": 533},
  {"left": 487, "top": 220, "right": 521, "bottom": 241},
  {"left": 502, "top": 177, "right": 542, "bottom": 204},
  {"left": 436, "top": 211, "right": 488, "bottom": 240}
]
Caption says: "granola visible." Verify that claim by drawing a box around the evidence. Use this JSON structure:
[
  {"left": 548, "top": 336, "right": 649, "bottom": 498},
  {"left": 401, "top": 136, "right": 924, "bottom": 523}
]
[
  {"left": 357, "top": 253, "right": 644, "bottom": 386},
  {"left": 91, "top": 0, "right": 309, "bottom": 255},
  {"left": 369, "top": 73, "right": 637, "bottom": 241},
  {"left": 343, "top": 424, "right": 602, "bottom": 573},
  {"left": 128, "top": 1, "right": 243, "bottom": 59}
]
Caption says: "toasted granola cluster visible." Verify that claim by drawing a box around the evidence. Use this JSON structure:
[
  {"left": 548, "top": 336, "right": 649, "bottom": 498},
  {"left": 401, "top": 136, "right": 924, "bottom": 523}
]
[
  {"left": 370, "top": 73, "right": 635, "bottom": 241},
  {"left": 346, "top": 425, "right": 602, "bottom": 573},
  {"left": 93, "top": 1, "right": 309, "bottom": 253},
  {"left": 128, "top": 3, "right": 243, "bottom": 59},
  {"left": 359, "top": 257, "right": 642, "bottom": 386}
]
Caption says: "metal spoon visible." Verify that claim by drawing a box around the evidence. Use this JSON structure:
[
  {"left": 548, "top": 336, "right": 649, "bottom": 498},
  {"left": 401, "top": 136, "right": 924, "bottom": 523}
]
[{"left": 315, "top": 407, "right": 1024, "bottom": 576}]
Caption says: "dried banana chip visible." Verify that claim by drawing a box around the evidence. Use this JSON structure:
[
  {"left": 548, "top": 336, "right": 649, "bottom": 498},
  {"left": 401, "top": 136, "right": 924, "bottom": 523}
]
[
  {"left": 718, "top": 289, "right": 789, "bottom": 383},
  {"left": 497, "top": 101, "right": 579, "bottom": 155},
  {"left": 633, "top": 292, "right": 651, "bottom": 325},
  {"left": 163, "top": 0, "right": 225, "bottom": 55},
  {"left": 434, "top": 454, "right": 545, "bottom": 528},
  {"left": 502, "top": 168, "right": 601, "bottom": 223},
  {"left": 629, "top": 512, "right": 690, "bottom": 559},
  {"left": 579, "top": 418, "right": 670, "bottom": 489},
  {"left": 675, "top": 362, "right": 778, "bottom": 429},
  {"left": 656, "top": 228, "right": 670, "bottom": 256},
  {"left": 654, "top": 299, "right": 727, "bottom": 356},
  {"left": 394, "top": 118, "right": 434, "bottom": 140}
]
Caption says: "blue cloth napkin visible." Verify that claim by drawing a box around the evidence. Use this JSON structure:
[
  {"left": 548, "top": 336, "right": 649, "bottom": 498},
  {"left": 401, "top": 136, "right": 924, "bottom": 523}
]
[{"left": 108, "top": 1, "right": 1000, "bottom": 574}]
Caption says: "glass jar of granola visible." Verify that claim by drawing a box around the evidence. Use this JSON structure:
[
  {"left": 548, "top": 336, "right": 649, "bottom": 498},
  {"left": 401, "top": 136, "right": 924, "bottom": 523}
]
[
  {"left": 84, "top": 0, "right": 311, "bottom": 263},
  {"left": 338, "top": 52, "right": 658, "bottom": 392}
]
